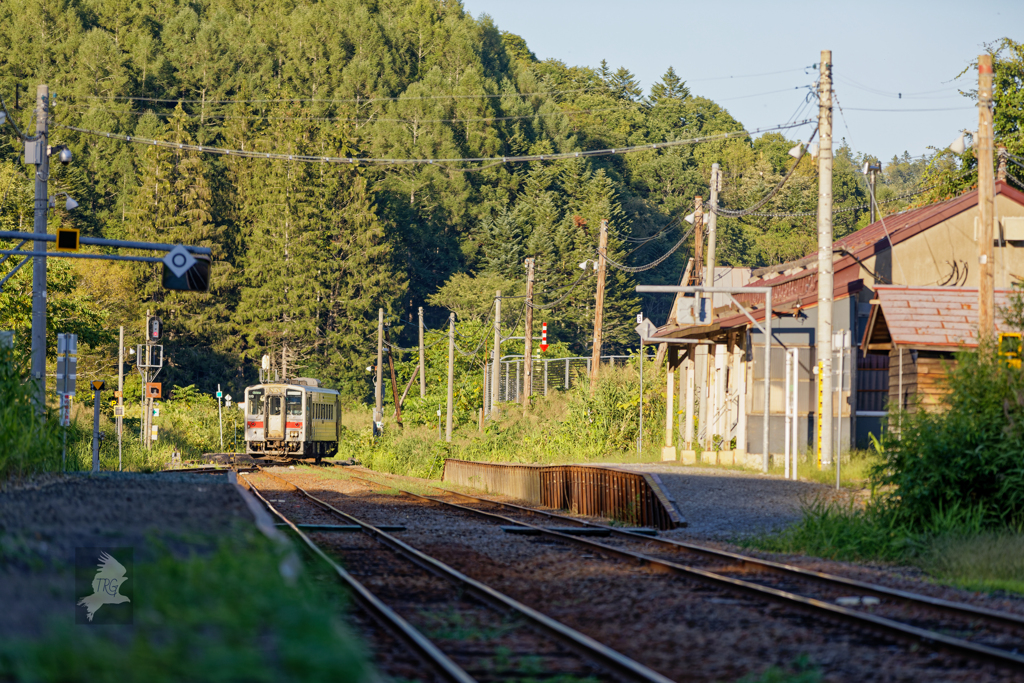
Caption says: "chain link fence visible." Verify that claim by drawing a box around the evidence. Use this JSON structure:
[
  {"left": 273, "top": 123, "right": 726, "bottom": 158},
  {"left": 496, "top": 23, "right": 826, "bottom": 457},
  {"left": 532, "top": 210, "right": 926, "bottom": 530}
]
[{"left": 485, "top": 355, "right": 632, "bottom": 413}]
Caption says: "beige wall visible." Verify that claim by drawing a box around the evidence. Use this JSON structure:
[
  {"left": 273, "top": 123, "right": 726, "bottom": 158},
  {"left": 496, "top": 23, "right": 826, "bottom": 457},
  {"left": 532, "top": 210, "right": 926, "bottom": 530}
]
[{"left": 858, "top": 195, "right": 1024, "bottom": 290}]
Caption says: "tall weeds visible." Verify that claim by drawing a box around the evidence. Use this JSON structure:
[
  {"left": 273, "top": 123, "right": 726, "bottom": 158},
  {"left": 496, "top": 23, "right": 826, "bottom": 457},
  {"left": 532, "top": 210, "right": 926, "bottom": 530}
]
[{"left": 0, "top": 346, "right": 62, "bottom": 480}]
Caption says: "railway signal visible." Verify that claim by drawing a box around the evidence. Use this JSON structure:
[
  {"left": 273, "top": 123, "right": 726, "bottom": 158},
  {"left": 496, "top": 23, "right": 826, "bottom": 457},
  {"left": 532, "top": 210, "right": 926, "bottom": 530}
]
[
  {"left": 162, "top": 254, "right": 212, "bottom": 292},
  {"left": 147, "top": 316, "right": 162, "bottom": 341},
  {"left": 540, "top": 323, "right": 548, "bottom": 352}
]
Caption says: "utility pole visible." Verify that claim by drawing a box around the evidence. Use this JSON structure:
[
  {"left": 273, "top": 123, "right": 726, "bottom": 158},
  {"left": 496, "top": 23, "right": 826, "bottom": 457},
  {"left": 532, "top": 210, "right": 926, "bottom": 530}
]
[
  {"left": 30, "top": 85, "right": 49, "bottom": 409},
  {"left": 589, "top": 220, "right": 608, "bottom": 394},
  {"left": 817, "top": 50, "right": 835, "bottom": 468},
  {"left": 375, "top": 308, "right": 384, "bottom": 425},
  {"left": 865, "top": 161, "right": 882, "bottom": 223},
  {"left": 978, "top": 53, "right": 995, "bottom": 337},
  {"left": 491, "top": 291, "right": 501, "bottom": 416},
  {"left": 523, "top": 258, "right": 535, "bottom": 408},
  {"left": 386, "top": 327, "right": 402, "bottom": 426},
  {"left": 705, "top": 164, "right": 720, "bottom": 322},
  {"left": 117, "top": 326, "right": 123, "bottom": 471},
  {"left": 281, "top": 344, "right": 287, "bottom": 381},
  {"left": 445, "top": 313, "right": 455, "bottom": 442},
  {"left": 998, "top": 146, "right": 1008, "bottom": 183},
  {"left": 692, "top": 197, "right": 704, "bottom": 287},
  {"left": 418, "top": 306, "right": 426, "bottom": 398}
]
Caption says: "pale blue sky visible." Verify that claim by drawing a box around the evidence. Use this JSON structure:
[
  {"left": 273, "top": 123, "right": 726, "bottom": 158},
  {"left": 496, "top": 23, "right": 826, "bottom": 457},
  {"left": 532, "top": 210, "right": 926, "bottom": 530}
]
[{"left": 461, "top": 0, "right": 1022, "bottom": 162}]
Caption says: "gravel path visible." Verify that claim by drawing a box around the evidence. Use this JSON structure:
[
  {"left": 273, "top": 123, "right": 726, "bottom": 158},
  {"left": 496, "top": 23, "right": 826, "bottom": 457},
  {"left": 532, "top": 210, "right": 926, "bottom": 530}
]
[{"left": 606, "top": 463, "right": 849, "bottom": 539}]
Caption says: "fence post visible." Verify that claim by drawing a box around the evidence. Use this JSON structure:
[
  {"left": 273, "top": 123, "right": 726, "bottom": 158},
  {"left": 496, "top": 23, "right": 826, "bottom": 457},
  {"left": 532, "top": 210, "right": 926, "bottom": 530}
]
[
  {"left": 565, "top": 358, "right": 570, "bottom": 389},
  {"left": 544, "top": 360, "right": 549, "bottom": 396}
]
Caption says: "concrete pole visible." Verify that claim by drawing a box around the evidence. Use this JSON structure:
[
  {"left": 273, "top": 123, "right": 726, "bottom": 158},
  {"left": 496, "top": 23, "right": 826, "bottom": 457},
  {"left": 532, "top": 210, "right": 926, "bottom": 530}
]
[
  {"left": 705, "top": 164, "right": 720, "bottom": 322},
  {"left": 118, "top": 326, "right": 123, "bottom": 471},
  {"left": 218, "top": 383, "right": 224, "bottom": 450},
  {"left": 491, "top": 291, "right": 501, "bottom": 416},
  {"left": 684, "top": 345, "right": 695, "bottom": 449},
  {"left": 30, "top": 85, "right": 49, "bottom": 410},
  {"left": 523, "top": 258, "right": 535, "bottom": 408},
  {"left": 92, "top": 386, "right": 101, "bottom": 474},
  {"left": 418, "top": 307, "right": 426, "bottom": 398},
  {"left": 816, "top": 50, "right": 835, "bottom": 467},
  {"left": 978, "top": 54, "right": 995, "bottom": 336},
  {"left": 763, "top": 288, "right": 773, "bottom": 472},
  {"left": 445, "top": 313, "right": 455, "bottom": 442},
  {"left": 376, "top": 308, "right": 384, "bottom": 424},
  {"left": 590, "top": 220, "right": 609, "bottom": 393},
  {"left": 664, "top": 350, "right": 675, "bottom": 450}
]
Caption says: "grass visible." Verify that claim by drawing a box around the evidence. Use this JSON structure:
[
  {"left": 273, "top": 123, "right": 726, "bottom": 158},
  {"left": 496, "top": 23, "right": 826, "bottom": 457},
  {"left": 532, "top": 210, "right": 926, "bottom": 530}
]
[
  {"left": 0, "top": 532, "right": 373, "bottom": 683},
  {"left": 919, "top": 532, "right": 1024, "bottom": 594}
]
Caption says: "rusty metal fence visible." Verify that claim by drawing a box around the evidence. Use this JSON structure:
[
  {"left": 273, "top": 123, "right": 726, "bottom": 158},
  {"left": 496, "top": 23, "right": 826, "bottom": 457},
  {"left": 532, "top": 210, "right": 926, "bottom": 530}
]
[{"left": 442, "top": 459, "right": 683, "bottom": 530}]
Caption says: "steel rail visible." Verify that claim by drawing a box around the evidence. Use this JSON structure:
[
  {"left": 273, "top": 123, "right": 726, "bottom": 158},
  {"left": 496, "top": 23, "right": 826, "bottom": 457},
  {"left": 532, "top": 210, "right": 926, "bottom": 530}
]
[
  {"left": 347, "top": 468, "right": 1024, "bottom": 631},
  {"left": 334, "top": 469, "right": 1024, "bottom": 672},
  {"left": 254, "top": 468, "right": 675, "bottom": 683},
  {"left": 241, "top": 475, "right": 476, "bottom": 683}
]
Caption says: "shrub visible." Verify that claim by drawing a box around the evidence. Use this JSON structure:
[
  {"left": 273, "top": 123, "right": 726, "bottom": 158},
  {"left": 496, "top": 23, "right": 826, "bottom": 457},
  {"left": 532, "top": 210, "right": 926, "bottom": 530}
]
[
  {"left": 870, "top": 343, "right": 1024, "bottom": 530},
  {"left": 0, "top": 346, "right": 63, "bottom": 481}
]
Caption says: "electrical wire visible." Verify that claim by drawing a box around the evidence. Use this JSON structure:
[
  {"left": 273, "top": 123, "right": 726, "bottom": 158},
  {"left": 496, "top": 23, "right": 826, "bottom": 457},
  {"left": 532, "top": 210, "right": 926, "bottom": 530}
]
[
  {"left": 687, "top": 67, "right": 809, "bottom": 82},
  {"left": 81, "top": 87, "right": 608, "bottom": 106},
  {"left": 57, "top": 119, "right": 814, "bottom": 169},
  {"left": 61, "top": 103, "right": 633, "bottom": 125},
  {"left": 0, "top": 92, "right": 34, "bottom": 141},
  {"left": 527, "top": 268, "right": 591, "bottom": 310},
  {"left": 714, "top": 127, "right": 818, "bottom": 217},
  {"left": 601, "top": 223, "right": 696, "bottom": 274}
]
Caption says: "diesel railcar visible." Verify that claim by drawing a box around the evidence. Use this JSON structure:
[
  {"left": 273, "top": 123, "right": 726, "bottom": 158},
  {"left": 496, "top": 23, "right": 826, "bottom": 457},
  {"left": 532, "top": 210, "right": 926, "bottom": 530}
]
[{"left": 244, "top": 379, "right": 341, "bottom": 462}]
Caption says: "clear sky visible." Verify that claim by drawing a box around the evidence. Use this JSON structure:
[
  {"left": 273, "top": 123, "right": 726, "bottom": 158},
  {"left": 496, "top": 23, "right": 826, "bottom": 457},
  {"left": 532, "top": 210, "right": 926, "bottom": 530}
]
[{"left": 461, "top": 0, "right": 1022, "bottom": 162}]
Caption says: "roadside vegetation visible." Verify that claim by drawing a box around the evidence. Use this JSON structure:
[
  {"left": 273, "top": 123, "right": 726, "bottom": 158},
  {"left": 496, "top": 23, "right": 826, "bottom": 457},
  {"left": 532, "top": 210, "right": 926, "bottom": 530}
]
[
  {"left": 0, "top": 533, "right": 372, "bottom": 683},
  {"left": 746, "top": 340, "right": 1024, "bottom": 595}
]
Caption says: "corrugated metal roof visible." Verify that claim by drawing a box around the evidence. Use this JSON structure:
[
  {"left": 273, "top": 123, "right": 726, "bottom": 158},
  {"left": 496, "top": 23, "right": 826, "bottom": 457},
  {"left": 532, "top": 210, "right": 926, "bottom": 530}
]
[{"left": 870, "top": 285, "right": 1017, "bottom": 348}]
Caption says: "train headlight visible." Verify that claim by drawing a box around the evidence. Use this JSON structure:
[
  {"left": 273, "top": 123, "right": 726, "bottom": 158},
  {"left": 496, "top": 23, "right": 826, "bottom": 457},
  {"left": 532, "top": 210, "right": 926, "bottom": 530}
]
[{"left": 289, "top": 430, "right": 299, "bottom": 439}]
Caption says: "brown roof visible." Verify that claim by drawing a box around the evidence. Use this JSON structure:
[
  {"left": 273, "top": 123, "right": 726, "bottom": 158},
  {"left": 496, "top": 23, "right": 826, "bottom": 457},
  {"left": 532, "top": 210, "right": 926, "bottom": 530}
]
[{"left": 862, "top": 286, "right": 1017, "bottom": 352}]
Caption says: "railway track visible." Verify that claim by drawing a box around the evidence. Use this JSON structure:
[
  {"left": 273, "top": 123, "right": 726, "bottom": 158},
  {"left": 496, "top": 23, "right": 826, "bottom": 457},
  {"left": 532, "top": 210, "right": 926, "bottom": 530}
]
[
  {"left": 241, "top": 468, "right": 674, "bottom": 683},
  {"left": 331, "top": 467, "right": 1024, "bottom": 674}
]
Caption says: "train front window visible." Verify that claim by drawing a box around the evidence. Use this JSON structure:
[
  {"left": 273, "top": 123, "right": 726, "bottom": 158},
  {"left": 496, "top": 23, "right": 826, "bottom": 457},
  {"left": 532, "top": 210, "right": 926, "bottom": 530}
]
[
  {"left": 286, "top": 390, "right": 303, "bottom": 416},
  {"left": 268, "top": 396, "right": 282, "bottom": 416},
  {"left": 248, "top": 390, "right": 265, "bottom": 415}
]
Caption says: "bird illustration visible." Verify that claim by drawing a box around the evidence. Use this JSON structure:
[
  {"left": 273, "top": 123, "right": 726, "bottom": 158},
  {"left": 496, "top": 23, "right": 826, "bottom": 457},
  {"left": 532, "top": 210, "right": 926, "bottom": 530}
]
[{"left": 77, "top": 552, "right": 131, "bottom": 621}]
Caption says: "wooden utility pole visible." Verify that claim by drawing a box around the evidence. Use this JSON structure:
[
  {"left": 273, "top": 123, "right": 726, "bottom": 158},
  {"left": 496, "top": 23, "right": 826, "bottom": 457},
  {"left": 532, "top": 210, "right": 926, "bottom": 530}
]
[
  {"left": 978, "top": 54, "right": 996, "bottom": 337},
  {"left": 385, "top": 328, "right": 402, "bottom": 427},
  {"left": 523, "top": 258, "right": 535, "bottom": 408},
  {"left": 817, "top": 50, "right": 835, "bottom": 468},
  {"left": 446, "top": 313, "right": 455, "bottom": 441},
  {"left": 589, "top": 220, "right": 609, "bottom": 394},
  {"left": 705, "top": 164, "right": 720, "bottom": 322},
  {"left": 418, "top": 306, "right": 426, "bottom": 398},
  {"left": 998, "top": 146, "right": 1008, "bottom": 182},
  {"left": 491, "top": 291, "right": 501, "bottom": 416},
  {"left": 375, "top": 308, "right": 384, "bottom": 424}
]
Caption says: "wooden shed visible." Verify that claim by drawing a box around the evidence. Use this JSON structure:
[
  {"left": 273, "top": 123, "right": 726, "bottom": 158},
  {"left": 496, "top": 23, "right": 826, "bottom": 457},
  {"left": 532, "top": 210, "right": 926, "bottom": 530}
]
[{"left": 861, "top": 286, "right": 1017, "bottom": 413}]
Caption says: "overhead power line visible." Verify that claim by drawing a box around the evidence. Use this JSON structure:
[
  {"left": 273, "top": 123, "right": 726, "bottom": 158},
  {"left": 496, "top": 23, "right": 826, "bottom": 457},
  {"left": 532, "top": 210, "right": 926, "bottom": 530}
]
[
  {"left": 715, "top": 127, "right": 819, "bottom": 217},
  {"left": 80, "top": 87, "right": 609, "bottom": 106},
  {"left": 601, "top": 223, "right": 696, "bottom": 274},
  {"left": 58, "top": 119, "right": 814, "bottom": 169}
]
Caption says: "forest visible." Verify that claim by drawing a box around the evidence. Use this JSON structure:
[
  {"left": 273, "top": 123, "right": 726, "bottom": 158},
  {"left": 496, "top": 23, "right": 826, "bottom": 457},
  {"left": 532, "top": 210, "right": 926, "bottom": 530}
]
[{"left": 0, "top": 0, "right": 1015, "bottom": 403}]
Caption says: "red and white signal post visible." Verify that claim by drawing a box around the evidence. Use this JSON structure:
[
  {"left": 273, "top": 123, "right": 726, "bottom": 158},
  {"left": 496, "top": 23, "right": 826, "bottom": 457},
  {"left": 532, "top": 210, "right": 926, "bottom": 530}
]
[{"left": 540, "top": 323, "right": 548, "bottom": 352}]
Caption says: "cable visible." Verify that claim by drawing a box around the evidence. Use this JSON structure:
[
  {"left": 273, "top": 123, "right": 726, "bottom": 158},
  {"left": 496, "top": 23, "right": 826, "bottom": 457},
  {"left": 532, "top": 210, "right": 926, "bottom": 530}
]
[
  {"left": 840, "top": 106, "right": 974, "bottom": 112},
  {"left": 527, "top": 269, "right": 591, "bottom": 310},
  {"left": 714, "top": 128, "right": 818, "bottom": 217},
  {"left": 58, "top": 119, "right": 814, "bottom": 169},
  {"left": 687, "top": 67, "right": 809, "bottom": 82},
  {"left": 62, "top": 103, "right": 633, "bottom": 125},
  {"left": 601, "top": 223, "right": 695, "bottom": 274},
  {"left": 81, "top": 87, "right": 608, "bottom": 106},
  {"left": 0, "top": 92, "right": 34, "bottom": 141},
  {"left": 865, "top": 179, "right": 907, "bottom": 284}
]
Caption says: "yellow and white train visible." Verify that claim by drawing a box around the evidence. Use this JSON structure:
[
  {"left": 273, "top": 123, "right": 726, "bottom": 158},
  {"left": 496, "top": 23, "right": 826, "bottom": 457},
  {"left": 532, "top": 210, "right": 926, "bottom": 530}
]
[{"left": 244, "top": 379, "right": 341, "bottom": 462}]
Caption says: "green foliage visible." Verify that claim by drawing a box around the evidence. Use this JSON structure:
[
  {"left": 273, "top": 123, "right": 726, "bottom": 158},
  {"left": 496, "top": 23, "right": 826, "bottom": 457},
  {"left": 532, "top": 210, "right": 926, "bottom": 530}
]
[
  {"left": 870, "top": 344, "right": 1024, "bottom": 530},
  {"left": 0, "top": 535, "right": 371, "bottom": 683},
  {"left": 0, "top": 346, "right": 63, "bottom": 480}
]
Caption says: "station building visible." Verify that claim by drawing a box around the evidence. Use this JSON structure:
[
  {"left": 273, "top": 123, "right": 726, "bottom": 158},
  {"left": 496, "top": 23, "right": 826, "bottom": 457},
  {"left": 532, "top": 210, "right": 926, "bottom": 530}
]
[{"left": 652, "top": 181, "right": 1024, "bottom": 467}]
